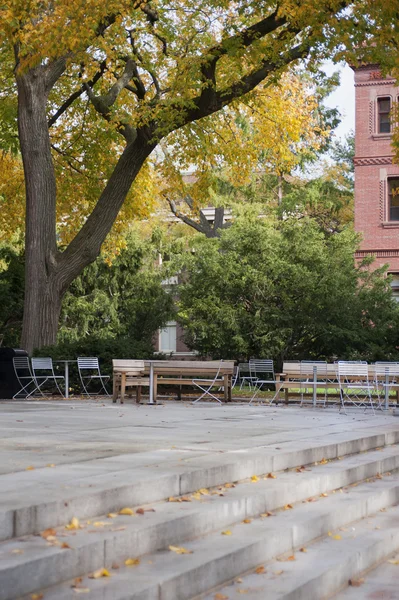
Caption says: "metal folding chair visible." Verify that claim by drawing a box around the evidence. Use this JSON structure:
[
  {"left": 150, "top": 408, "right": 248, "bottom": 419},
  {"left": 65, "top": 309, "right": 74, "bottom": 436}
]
[
  {"left": 249, "top": 359, "right": 279, "bottom": 405},
  {"left": 78, "top": 357, "right": 110, "bottom": 396},
  {"left": 374, "top": 362, "right": 399, "bottom": 410},
  {"left": 192, "top": 361, "right": 224, "bottom": 404},
  {"left": 238, "top": 362, "right": 256, "bottom": 390},
  {"left": 13, "top": 356, "right": 41, "bottom": 398},
  {"left": 31, "top": 357, "right": 65, "bottom": 397},
  {"left": 300, "top": 360, "right": 328, "bottom": 407},
  {"left": 337, "top": 361, "right": 375, "bottom": 414}
]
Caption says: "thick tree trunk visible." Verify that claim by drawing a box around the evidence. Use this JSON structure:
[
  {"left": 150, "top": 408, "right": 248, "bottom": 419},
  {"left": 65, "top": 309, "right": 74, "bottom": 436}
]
[{"left": 17, "top": 68, "right": 61, "bottom": 354}]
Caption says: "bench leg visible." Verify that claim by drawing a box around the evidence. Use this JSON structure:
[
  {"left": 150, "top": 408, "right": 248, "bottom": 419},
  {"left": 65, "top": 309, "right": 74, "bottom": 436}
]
[
  {"left": 136, "top": 386, "right": 141, "bottom": 404},
  {"left": 120, "top": 373, "right": 126, "bottom": 404}
]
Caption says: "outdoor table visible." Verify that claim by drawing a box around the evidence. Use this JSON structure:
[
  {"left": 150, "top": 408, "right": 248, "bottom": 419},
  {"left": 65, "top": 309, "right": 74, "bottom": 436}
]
[{"left": 53, "top": 360, "right": 76, "bottom": 399}]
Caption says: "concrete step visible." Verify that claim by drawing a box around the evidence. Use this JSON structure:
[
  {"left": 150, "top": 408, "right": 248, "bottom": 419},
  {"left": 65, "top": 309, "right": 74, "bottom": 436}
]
[
  {"left": 201, "top": 502, "right": 399, "bottom": 600},
  {"left": 14, "top": 473, "right": 399, "bottom": 600},
  {"left": 2, "top": 448, "right": 399, "bottom": 600},
  {"left": 334, "top": 550, "right": 399, "bottom": 599},
  {"left": 1, "top": 429, "right": 397, "bottom": 542}
]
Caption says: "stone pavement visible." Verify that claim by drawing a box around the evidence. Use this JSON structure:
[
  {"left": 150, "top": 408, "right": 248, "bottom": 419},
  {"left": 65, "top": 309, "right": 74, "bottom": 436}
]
[{"left": 1, "top": 398, "right": 399, "bottom": 600}]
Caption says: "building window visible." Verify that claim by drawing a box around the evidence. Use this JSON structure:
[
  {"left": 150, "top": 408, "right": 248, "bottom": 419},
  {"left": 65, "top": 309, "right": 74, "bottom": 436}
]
[
  {"left": 389, "top": 273, "right": 399, "bottom": 302},
  {"left": 388, "top": 178, "right": 399, "bottom": 221},
  {"left": 377, "top": 97, "right": 391, "bottom": 133},
  {"left": 159, "top": 321, "right": 177, "bottom": 352}
]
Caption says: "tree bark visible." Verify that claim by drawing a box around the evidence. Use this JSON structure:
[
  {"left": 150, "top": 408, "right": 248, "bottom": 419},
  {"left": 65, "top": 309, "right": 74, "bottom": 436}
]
[{"left": 17, "top": 68, "right": 62, "bottom": 354}]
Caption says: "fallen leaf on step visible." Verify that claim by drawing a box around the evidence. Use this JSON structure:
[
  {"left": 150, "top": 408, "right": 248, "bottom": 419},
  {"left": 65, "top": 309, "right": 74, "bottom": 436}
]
[
  {"left": 260, "top": 512, "right": 274, "bottom": 517},
  {"left": 31, "top": 594, "right": 43, "bottom": 600},
  {"left": 296, "top": 466, "right": 305, "bottom": 473},
  {"left": 328, "top": 532, "right": 332, "bottom": 536},
  {"left": 224, "top": 483, "right": 235, "bottom": 488},
  {"left": 181, "top": 496, "right": 192, "bottom": 502},
  {"left": 89, "top": 568, "right": 111, "bottom": 579},
  {"left": 235, "top": 578, "right": 243, "bottom": 583},
  {"left": 191, "top": 492, "right": 202, "bottom": 500},
  {"left": 266, "top": 473, "right": 276, "bottom": 479},
  {"left": 320, "top": 458, "right": 328, "bottom": 464},
  {"left": 198, "top": 488, "right": 210, "bottom": 495},
  {"left": 332, "top": 535, "right": 342, "bottom": 540},
  {"left": 300, "top": 547, "right": 307, "bottom": 553},
  {"left": 61, "top": 543, "right": 71, "bottom": 549},
  {"left": 349, "top": 578, "right": 364, "bottom": 586},
  {"left": 168, "top": 497, "right": 180, "bottom": 502},
  {"left": 136, "top": 508, "right": 145, "bottom": 515},
  {"left": 222, "top": 530, "right": 232, "bottom": 536},
  {"left": 25, "top": 466, "right": 35, "bottom": 471},
  {"left": 125, "top": 558, "right": 140, "bottom": 566},
  {"left": 307, "top": 497, "right": 317, "bottom": 503},
  {"left": 119, "top": 508, "right": 135, "bottom": 516},
  {"left": 11, "top": 549, "right": 24, "bottom": 554},
  {"left": 242, "top": 519, "right": 252, "bottom": 524},
  {"left": 47, "top": 464, "right": 55, "bottom": 468},
  {"left": 73, "top": 589, "right": 90, "bottom": 594},
  {"left": 214, "top": 594, "right": 229, "bottom": 600},
  {"left": 93, "top": 522, "right": 106, "bottom": 527},
  {"left": 136, "top": 508, "right": 156, "bottom": 514},
  {"left": 251, "top": 475, "right": 259, "bottom": 482},
  {"left": 65, "top": 517, "right": 80, "bottom": 530},
  {"left": 388, "top": 559, "right": 399, "bottom": 565},
  {"left": 320, "top": 493, "right": 328, "bottom": 497},
  {"left": 168, "top": 545, "right": 193, "bottom": 554},
  {"left": 41, "top": 528, "right": 56, "bottom": 539},
  {"left": 284, "top": 504, "right": 293, "bottom": 510},
  {"left": 376, "top": 473, "right": 383, "bottom": 479},
  {"left": 237, "top": 589, "right": 249, "bottom": 594},
  {"left": 274, "top": 570, "right": 284, "bottom": 576},
  {"left": 72, "top": 578, "right": 82, "bottom": 587},
  {"left": 255, "top": 565, "right": 266, "bottom": 574},
  {"left": 107, "top": 513, "right": 118, "bottom": 518}
]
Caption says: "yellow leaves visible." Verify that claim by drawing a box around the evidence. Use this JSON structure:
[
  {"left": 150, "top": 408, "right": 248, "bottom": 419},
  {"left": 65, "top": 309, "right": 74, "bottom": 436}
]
[
  {"left": 41, "top": 528, "right": 56, "bottom": 539},
  {"left": 93, "top": 522, "right": 106, "bottom": 527},
  {"left": 349, "top": 578, "right": 364, "bottom": 586},
  {"left": 255, "top": 565, "right": 266, "bottom": 574},
  {"left": 136, "top": 508, "right": 156, "bottom": 515},
  {"left": 331, "top": 535, "right": 342, "bottom": 540},
  {"left": 224, "top": 483, "right": 235, "bottom": 489},
  {"left": 277, "top": 555, "right": 296, "bottom": 562},
  {"left": 320, "top": 493, "right": 328, "bottom": 498},
  {"left": 388, "top": 559, "right": 399, "bottom": 565},
  {"left": 107, "top": 513, "right": 118, "bottom": 518},
  {"left": 214, "top": 594, "right": 229, "bottom": 600},
  {"left": 198, "top": 488, "right": 210, "bottom": 495},
  {"left": 319, "top": 458, "right": 328, "bottom": 465},
  {"left": 124, "top": 558, "right": 140, "bottom": 566},
  {"left": 260, "top": 512, "right": 274, "bottom": 517},
  {"left": 168, "top": 545, "right": 193, "bottom": 554},
  {"left": 242, "top": 519, "right": 252, "bottom": 524},
  {"left": 31, "top": 594, "right": 44, "bottom": 600},
  {"left": 221, "top": 530, "right": 232, "bottom": 536},
  {"left": 47, "top": 464, "right": 55, "bottom": 468},
  {"left": 89, "top": 568, "right": 111, "bottom": 579},
  {"left": 61, "top": 542, "right": 71, "bottom": 549},
  {"left": 250, "top": 475, "right": 259, "bottom": 483},
  {"left": 119, "top": 508, "right": 135, "bottom": 516},
  {"left": 266, "top": 473, "right": 276, "bottom": 479},
  {"left": 300, "top": 547, "right": 307, "bottom": 553},
  {"left": 191, "top": 492, "right": 202, "bottom": 500},
  {"left": 65, "top": 517, "right": 80, "bottom": 530},
  {"left": 284, "top": 504, "right": 293, "bottom": 510},
  {"left": 25, "top": 466, "right": 35, "bottom": 471}
]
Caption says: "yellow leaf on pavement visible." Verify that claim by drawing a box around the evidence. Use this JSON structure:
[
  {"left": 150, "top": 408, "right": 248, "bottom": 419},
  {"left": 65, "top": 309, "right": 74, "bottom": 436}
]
[
  {"left": 300, "top": 547, "right": 307, "bottom": 553},
  {"left": 251, "top": 475, "right": 259, "bottom": 482},
  {"left": 119, "top": 508, "right": 135, "bottom": 516},
  {"left": 260, "top": 512, "right": 274, "bottom": 517},
  {"left": 266, "top": 473, "right": 276, "bottom": 479},
  {"left": 168, "top": 545, "right": 193, "bottom": 554},
  {"left": 214, "top": 594, "right": 229, "bottom": 600},
  {"left": 242, "top": 519, "right": 252, "bottom": 524},
  {"left": 320, "top": 493, "right": 328, "bottom": 497},
  {"left": 198, "top": 488, "right": 210, "bottom": 495},
  {"left": 31, "top": 594, "right": 43, "bottom": 600},
  {"left": 284, "top": 504, "right": 293, "bottom": 510},
  {"left": 107, "top": 513, "right": 118, "bottom": 518},
  {"left": 65, "top": 517, "right": 80, "bottom": 530},
  {"left": 332, "top": 535, "right": 342, "bottom": 540},
  {"left": 191, "top": 492, "right": 202, "bottom": 500},
  {"left": 349, "top": 578, "right": 364, "bottom": 586},
  {"left": 255, "top": 565, "right": 265, "bottom": 574},
  {"left": 93, "top": 522, "right": 106, "bottom": 527},
  {"left": 41, "top": 528, "right": 56, "bottom": 539},
  {"left": 224, "top": 483, "right": 235, "bottom": 488},
  {"left": 125, "top": 558, "right": 140, "bottom": 566},
  {"left": 89, "top": 568, "right": 111, "bottom": 579},
  {"left": 47, "top": 464, "right": 55, "bottom": 468},
  {"left": 26, "top": 466, "right": 35, "bottom": 471},
  {"left": 222, "top": 530, "right": 232, "bottom": 536},
  {"left": 388, "top": 559, "right": 399, "bottom": 565},
  {"left": 320, "top": 458, "right": 328, "bottom": 464}
]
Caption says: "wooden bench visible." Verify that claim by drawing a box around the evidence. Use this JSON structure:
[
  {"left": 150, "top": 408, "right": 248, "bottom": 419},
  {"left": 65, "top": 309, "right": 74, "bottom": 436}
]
[
  {"left": 145, "top": 360, "right": 235, "bottom": 403},
  {"left": 112, "top": 359, "right": 150, "bottom": 404},
  {"left": 275, "top": 362, "right": 339, "bottom": 403}
]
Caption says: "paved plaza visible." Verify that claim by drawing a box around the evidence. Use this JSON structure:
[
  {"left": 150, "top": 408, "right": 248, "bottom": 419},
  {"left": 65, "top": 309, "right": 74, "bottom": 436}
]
[{"left": 2, "top": 399, "right": 399, "bottom": 599}]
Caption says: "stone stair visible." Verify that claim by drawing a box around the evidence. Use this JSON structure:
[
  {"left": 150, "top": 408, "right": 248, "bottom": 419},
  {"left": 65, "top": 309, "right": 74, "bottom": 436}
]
[{"left": 1, "top": 430, "right": 399, "bottom": 600}]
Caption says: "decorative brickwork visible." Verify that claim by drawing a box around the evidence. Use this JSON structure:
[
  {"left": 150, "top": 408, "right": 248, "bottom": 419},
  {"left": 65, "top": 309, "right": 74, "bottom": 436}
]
[
  {"left": 354, "top": 156, "right": 392, "bottom": 166},
  {"left": 379, "top": 180, "right": 385, "bottom": 222}
]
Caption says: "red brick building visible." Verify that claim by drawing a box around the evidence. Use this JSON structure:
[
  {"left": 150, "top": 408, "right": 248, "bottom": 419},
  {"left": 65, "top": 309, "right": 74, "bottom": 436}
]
[{"left": 353, "top": 64, "right": 399, "bottom": 294}]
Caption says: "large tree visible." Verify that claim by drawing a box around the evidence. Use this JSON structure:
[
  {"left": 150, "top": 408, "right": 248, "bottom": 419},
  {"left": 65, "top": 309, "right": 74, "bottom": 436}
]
[{"left": 0, "top": 0, "right": 386, "bottom": 352}]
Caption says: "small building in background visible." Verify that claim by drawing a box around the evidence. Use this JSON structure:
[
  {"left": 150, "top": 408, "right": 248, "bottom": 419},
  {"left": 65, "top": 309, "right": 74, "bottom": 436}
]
[{"left": 353, "top": 64, "right": 399, "bottom": 299}]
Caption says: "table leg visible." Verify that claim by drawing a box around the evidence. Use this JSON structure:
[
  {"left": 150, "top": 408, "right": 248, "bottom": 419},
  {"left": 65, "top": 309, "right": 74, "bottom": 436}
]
[
  {"left": 224, "top": 374, "right": 229, "bottom": 402},
  {"left": 112, "top": 373, "right": 118, "bottom": 403},
  {"left": 121, "top": 373, "right": 126, "bottom": 404},
  {"left": 313, "top": 366, "right": 317, "bottom": 407},
  {"left": 65, "top": 362, "right": 69, "bottom": 399},
  {"left": 149, "top": 363, "right": 154, "bottom": 404}
]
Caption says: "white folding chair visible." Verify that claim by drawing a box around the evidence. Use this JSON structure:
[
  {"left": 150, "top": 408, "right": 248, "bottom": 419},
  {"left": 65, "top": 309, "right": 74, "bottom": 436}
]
[
  {"left": 77, "top": 357, "right": 110, "bottom": 396},
  {"left": 13, "top": 356, "right": 41, "bottom": 398},
  {"left": 249, "top": 359, "right": 279, "bottom": 405},
  {"left": 337, "top": 361, "right": 375, "bottom": 414},
  {"left": 238, "top": 362, "right": 256, "bottom": 390},
  {"left": 31, "top": 357, "right": 65, "bottom": 397},
  {"left": 192, "top": 361, "right": 224, "bottom": 404},
  {"left": 300, "top": 361, "right": 328, "bottom": 407},
  {"left": 374, "top": 362, "right": 399, "bottom": 410}
]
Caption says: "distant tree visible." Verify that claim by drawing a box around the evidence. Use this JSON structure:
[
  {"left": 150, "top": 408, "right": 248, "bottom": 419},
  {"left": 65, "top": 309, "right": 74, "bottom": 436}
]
[{"left": 177, "top": 216, "right": 399, "bottom": 365}]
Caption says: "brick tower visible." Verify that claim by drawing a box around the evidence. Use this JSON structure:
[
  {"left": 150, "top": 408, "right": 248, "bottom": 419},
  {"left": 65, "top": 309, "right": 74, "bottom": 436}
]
[{"left": 353, "top": 64, "right": 399, "bottom": 290}]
